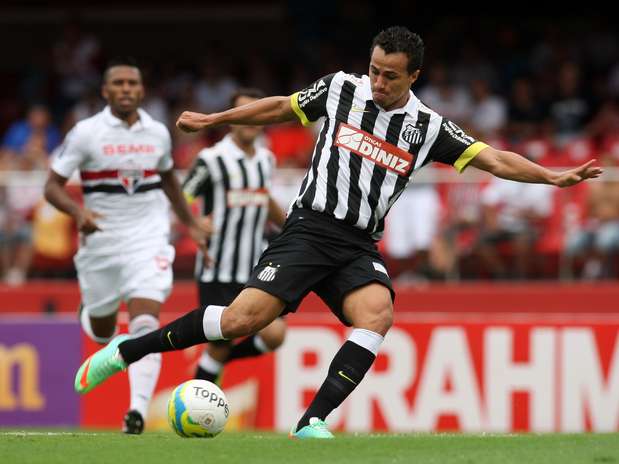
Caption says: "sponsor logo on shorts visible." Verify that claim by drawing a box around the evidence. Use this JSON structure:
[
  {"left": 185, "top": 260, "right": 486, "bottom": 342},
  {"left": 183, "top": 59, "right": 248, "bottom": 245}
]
[
  {"left": 257, "top": 263, "right": 279, "bottom": 282},
  {"left": 373, "top": 262, "right": 388, "bottom": 276},
  {"left": 335, "top": 123, "right": 414, "bottom": 175}
]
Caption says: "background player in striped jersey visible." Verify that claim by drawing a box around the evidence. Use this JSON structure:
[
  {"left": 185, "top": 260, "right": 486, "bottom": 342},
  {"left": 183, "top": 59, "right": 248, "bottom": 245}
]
[
  {"left": 44, "top": 58, "right": 210, "bottom": 434},
  {"left": 75, "top": 28, "right": 602, "bottom": 438},
  {"left": 182, "top": 88, "right": 287, "bottom": 384}
]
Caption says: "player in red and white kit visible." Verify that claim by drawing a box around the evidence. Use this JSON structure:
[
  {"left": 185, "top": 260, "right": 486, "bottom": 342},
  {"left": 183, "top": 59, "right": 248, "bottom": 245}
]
[{"left": 44, "top": 58, "right": 210, "bottom": 434}]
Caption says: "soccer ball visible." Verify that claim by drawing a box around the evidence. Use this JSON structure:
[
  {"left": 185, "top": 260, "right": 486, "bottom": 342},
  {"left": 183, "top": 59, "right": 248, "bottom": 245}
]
[{"left": 167, "top": 379, "right": 230, "bottom": 438}]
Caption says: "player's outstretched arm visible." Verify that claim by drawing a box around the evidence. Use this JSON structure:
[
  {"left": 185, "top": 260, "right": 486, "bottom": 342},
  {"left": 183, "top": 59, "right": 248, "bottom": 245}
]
[
  {"left": 468, "top": 147, "right": 603, "bottom": 187},
  {"left": 176, "top": 96, "right": 295, "bottom": 133}
]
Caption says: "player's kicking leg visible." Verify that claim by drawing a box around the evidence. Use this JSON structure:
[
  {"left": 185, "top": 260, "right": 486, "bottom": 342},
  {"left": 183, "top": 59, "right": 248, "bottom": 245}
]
[
  {"left": 195, "top": 318, "right": 287, "bottom": 383},
  {"left": 74, "top": 288, "right": 284, "bottom": 393}
]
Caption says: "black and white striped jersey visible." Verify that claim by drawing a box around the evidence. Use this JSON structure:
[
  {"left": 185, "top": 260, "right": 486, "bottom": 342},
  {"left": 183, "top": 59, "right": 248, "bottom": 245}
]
[
  {"left": 183, "top": 135, "right": 275, "bottom": 284},
  {"left": 290, "top": 71, "right": 489, "bottom": 240}
]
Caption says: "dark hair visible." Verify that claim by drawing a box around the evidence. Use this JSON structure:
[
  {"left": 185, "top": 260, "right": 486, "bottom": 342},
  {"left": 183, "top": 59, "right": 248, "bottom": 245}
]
[
  {"left": 230, "top": 87, "right": 266, "bottom": 108},
  {"left": 371, "top": 26, "right": 424, "bottom": 74},
  {"left": 103, "top": 57, "right": 141, "bottom": 83}
]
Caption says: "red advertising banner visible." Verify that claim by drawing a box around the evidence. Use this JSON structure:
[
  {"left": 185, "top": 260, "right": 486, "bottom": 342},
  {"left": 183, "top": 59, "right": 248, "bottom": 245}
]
[{"left": 79, "top": 313, "right": 619, "bottom": 433}]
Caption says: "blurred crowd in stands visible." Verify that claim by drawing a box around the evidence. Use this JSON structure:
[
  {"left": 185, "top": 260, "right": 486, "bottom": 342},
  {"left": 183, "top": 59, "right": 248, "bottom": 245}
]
[{"left": 0, "top": 13, "right": 618, "bottom": 285}]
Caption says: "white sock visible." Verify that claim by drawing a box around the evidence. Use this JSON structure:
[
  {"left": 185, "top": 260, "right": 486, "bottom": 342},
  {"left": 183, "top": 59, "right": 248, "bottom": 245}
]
[
  {"left": 197, "top": 350, "right": 224, "bottom": 375},
  {"left": 254, "top": 334, "right": 270, "bottom": 353},
  {"left": 202, "top": 305, "right": 227, "bottom": 341},
  {"left": 348, "top": 328, "right": 384, "bottom": 356},
  {"left": 128, "top": 314, "right": 161, "bottom": 419},
  {"left": 80, "top": 307, "right": 117, "bottom": 344}
]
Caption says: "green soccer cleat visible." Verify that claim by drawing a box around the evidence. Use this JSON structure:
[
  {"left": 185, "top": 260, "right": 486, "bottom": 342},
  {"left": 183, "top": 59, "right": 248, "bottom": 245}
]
[
  {"left": 289, "top": 417, "right": 334, "bottom": 439},
  {"left": 74, "top": 334, "right": 129, "bottom": 394}
]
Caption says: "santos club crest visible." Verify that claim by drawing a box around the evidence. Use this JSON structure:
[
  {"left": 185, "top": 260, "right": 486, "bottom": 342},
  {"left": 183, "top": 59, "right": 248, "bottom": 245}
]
[{"left": 401, "top": 124, "right": 423, "bottom": 145}]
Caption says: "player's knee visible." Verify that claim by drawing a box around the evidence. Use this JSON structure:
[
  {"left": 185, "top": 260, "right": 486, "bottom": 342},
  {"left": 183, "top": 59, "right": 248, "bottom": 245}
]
[
  {"left": 356, "top": 301, "right": 393, "bottom": 336},
  {"left": 260, "top": 319, "right": 287, "bottom": 350}
]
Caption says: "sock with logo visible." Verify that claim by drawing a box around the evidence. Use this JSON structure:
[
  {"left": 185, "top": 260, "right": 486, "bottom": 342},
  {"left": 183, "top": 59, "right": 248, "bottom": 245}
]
[
  {"left": 226, "top": 334, "right": 270, "bottom": 362},
  {"left": 295, "top": 329, "right": 383, "bottom": 432},
  {"left": 120, "top": 305, "right": 226, "bottom": 364},
  {"left": 128, "top": 314, "right": 161, "bottom": 419}
]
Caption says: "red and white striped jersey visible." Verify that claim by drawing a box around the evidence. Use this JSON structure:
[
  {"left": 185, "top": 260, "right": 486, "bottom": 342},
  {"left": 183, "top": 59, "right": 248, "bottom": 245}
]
[{"left": 51, "top": 106, "right": 173, "bottom": 255}]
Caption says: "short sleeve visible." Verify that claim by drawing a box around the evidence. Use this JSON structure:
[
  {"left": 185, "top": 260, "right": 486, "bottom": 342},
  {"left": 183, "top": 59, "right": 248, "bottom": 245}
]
[
  {"left": 290, "top": 73, "right": 337, "bottom": 126},
  {"left": 182, "top": 157, "right": 211, "bottom": 203},
  {"left": 50, "top": 126, "right": 87, "bottom": 178},
  {"left": 427, "top": 118, "right": 489, "bottom": 172},
  {"left": 157, "top": 128, "right": 174, "bottom": 171}
]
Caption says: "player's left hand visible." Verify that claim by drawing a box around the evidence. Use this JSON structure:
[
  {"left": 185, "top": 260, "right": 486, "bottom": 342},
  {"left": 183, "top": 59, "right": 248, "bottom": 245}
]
[{"left": 553, "top": 159, "right": 603, "bottom": 187}]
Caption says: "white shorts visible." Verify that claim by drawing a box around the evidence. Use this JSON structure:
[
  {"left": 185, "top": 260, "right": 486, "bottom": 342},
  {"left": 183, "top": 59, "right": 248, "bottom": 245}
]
[
  {"left": 74, "top": 243, "right": 175, "bottom": 317},
  {"left": 384, "top": 185, "right": 440, "bottom": 258}
]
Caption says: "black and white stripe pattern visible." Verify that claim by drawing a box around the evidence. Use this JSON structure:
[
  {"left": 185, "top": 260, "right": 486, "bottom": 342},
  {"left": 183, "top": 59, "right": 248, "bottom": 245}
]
[
  {"left": 291, "top": 72, "right": 451, "bottom": 240},
  {"left": 183, "top": 136, "right": 273, "bottom": 284}
]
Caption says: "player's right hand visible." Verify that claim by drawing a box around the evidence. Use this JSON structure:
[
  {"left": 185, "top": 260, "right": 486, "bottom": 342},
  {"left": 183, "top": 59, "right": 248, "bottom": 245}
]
[
  {"left": 176, "top": 111, "right": 209, "bottom": 133},
  {"left": 76, "top": 208, "right": 103, "bottom": 234}
]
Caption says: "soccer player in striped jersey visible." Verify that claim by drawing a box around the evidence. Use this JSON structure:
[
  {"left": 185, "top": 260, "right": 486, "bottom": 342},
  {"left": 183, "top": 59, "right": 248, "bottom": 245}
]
[
  {"left": 182, "top": 88, "right": 287, "bottom": 384},
  {"left": 45, "top": 58, "right": 210, "bottom": 434},
  {"left": 74, "top": 28, "right": 602, "bottom": 439}
]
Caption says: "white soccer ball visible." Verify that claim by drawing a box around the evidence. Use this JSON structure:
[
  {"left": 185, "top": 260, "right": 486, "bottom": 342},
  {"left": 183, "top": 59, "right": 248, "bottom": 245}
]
[{"left": 167, "top": 379, "right": 230, "bottom": 438}]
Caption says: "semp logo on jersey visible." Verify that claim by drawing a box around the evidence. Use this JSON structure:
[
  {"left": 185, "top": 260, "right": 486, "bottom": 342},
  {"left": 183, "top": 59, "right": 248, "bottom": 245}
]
[
  {"left": 335, "top": 123, "right": 414, "bottom": 176},
  {"left": 401, "top": 123, "right": 423, "bottom": 145},
  {"left": 257, "top": 263, "right": 280, "bottom": 282}
]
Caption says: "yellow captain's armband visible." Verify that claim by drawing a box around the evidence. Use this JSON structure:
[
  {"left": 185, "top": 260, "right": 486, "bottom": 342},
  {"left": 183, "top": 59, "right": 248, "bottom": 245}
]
[
  {"left": 183, "top": 191, "right": 196, "bottom": 204},
  {"left": 290, "top": 93, "right": 311, "bottom": 127},
  {"left": 454, "top": 142, "right": 489, "bottom": 173}
]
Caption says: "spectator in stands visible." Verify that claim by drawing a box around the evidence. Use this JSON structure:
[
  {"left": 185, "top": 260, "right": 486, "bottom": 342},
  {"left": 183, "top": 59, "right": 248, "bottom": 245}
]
[
  {"left": 506, "top": 77, "right": 547, "bottom": 144},
  {"left": 563, "top": 154, "right": 619, "bottom": 279},
  {"left": 469, "top": 77, "right": 507, "bottom": 139},
  {"left": 1, "top": 104, "right": 61, "bottom": 169},
  {"left": 475, "top": 177, "right": 554, "bottom": 279},
  {"left": 418, "top": 62, "right": 472, "bottom": 126},
  {"left": 549, "top": 62, "right": 592, "bottom": 144}
]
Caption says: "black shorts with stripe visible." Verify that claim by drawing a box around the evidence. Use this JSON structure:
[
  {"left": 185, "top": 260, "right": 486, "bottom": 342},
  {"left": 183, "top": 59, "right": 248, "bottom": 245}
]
[{"left": 245, "top": 208, "right": 394, "bottom": 326}]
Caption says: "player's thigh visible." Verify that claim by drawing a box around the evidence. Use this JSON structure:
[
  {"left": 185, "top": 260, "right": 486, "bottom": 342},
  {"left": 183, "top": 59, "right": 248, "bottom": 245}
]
[
  {"left": 316, "top": 253, "right": 394, "bottom": 334},
  {"left": 122, "top": 244, "right": 175, "bottom": 306},
  {"left": 221, "top": 287, "right": 286, "bottom": 339},
  {"left": 74, "top": 251, "right": 122, "bottom": 317}
]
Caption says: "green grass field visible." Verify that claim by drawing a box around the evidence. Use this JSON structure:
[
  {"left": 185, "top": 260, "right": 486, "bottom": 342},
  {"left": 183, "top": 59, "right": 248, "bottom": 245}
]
[{"left": 2, "top": 430, "right": 619, "bottom": 464}]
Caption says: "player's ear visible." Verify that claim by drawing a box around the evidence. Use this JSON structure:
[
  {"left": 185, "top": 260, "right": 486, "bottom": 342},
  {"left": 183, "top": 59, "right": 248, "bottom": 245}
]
[{"left": 409, "top": 69, "right": 420, "bottom": 85}]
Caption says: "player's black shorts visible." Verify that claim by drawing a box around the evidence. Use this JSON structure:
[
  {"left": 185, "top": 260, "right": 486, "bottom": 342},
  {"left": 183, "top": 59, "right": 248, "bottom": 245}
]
[
  {"left": 246, "top": 208, "right": 394, "bottom": 326},
  {"left": 198, "top": 281, "right": 245, "bottom": 307}
]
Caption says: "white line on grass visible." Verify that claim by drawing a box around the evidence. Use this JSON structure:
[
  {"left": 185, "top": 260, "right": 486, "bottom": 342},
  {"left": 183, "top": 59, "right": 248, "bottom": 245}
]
[{"left": 1, "top": 431, "right": 107, "bottom": 437}]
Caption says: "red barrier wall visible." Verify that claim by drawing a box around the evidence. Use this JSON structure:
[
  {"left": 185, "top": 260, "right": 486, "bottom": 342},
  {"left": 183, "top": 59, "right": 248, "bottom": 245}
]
[{"left": 1, "top": 280, "right": 618, "bottom": 314}]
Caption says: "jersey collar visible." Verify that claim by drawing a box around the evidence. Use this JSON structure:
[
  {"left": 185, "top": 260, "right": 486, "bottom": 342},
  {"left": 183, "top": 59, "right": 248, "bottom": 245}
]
[{"left": 102, "top": 106, "right": 153, "bottom": 130}]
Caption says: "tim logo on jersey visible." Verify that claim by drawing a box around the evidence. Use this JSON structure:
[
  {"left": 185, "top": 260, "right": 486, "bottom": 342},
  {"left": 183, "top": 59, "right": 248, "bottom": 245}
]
[{"left": 335, "top": 123, "right": 414, "bottom": 175}]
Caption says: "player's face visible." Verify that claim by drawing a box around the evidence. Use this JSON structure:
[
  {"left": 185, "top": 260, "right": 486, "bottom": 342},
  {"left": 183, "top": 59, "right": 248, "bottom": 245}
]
[
  {"left": 230, "top": 96, "right": 263, "bottom": 144},
  {"left": 102, "top": 66, "right": 144, "bottom": 116},
  {"left": 369, "top": 46, "right": 419, "bottom": 111}
]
